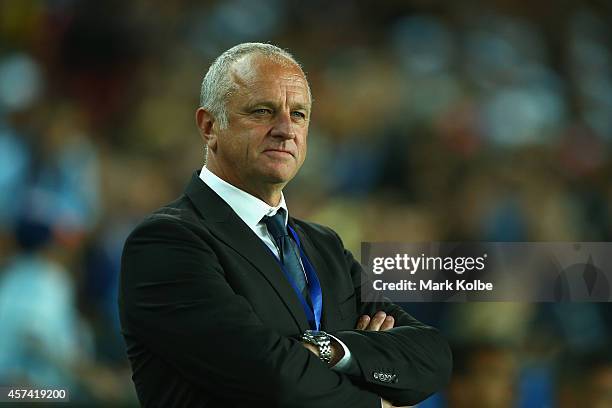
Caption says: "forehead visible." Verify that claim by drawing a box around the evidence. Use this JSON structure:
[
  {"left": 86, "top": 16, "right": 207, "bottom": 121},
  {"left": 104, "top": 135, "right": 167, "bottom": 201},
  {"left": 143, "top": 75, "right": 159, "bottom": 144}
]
[{"left": 228, "top": 54, "right": 311, "bottom": 106}]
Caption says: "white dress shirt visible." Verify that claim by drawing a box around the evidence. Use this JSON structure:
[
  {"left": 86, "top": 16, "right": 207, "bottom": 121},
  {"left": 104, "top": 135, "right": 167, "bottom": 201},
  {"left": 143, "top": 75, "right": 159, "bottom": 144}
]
[{"left": 199, "top": 165, "right": 354, "bottom": 371}]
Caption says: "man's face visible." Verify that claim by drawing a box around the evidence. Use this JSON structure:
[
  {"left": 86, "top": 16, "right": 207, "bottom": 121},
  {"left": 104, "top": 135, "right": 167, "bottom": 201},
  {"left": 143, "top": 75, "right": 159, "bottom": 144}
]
[{"left": 210, "top": 55, "right": 311, "bottom": 193}]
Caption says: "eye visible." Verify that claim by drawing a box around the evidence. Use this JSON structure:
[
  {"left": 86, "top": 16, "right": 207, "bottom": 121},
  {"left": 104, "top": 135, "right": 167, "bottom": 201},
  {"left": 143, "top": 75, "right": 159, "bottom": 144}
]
[
  {"left": 291, "top": 111, "right": 306, "bottom": 119},
  {"left": 252, "top": 108, "right": 272, "bottom": 115}
]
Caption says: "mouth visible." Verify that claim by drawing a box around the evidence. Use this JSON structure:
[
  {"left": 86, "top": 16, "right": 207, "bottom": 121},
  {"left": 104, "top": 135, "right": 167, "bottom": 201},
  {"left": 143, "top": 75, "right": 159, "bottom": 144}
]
[{"left": 263, "top": 149, "right": 295, "bottom": 158}]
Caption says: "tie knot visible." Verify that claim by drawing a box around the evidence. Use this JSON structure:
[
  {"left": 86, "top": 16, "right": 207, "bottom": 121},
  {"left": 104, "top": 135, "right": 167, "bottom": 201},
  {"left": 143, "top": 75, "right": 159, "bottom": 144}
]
[{"left": 263, "top": 210, "right": 287, "bottom": 241}]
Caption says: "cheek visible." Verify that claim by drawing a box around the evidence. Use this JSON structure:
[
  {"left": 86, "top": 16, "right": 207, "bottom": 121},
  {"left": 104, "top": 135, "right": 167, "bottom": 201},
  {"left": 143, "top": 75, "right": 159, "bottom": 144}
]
[
  {"left": 243, "top": 125, "right": 268, "bottom": 148},
  {"left": 300, "top": 137, "right": 307, "bottom": 156},
  {"left": 223, "top": 130, "right": 253, "bottom": 158},
  {"left": 298, "top": 131, "right": 308, "bottom": 154}
]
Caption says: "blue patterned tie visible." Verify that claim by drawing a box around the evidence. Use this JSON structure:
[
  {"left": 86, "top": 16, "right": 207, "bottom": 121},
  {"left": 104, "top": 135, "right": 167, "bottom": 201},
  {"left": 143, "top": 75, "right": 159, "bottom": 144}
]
[{"left": 263, "top": 210, "right": 308, "bottom": 296}]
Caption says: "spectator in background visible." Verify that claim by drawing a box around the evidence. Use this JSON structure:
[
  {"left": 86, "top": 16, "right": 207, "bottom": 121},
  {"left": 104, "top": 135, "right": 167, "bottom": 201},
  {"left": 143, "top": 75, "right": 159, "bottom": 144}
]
[
  {"left": 0, "top": 215, "right": 83, "bottom": 389},
  {"left": 557, "top": 349, "right": 612, "bottom": 408},
  {"left": 446, "top": 342, "right": 517, "bottom": 408}
]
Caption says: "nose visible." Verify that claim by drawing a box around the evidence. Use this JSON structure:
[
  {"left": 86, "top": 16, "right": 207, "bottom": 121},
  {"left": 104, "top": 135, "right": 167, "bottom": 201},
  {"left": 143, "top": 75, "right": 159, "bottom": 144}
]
[{"left": 269, "top": 110, "right": 296, "bottom": 140}]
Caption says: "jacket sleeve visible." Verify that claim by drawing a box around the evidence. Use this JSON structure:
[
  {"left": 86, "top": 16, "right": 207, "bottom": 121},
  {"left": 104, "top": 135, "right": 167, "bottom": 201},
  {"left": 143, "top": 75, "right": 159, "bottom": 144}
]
[
  {"left": 119, "top": 216, "right": 382, "bottom": 407},
  {"left": 328, "top": 232, "right": 453, "bottom": 406}
]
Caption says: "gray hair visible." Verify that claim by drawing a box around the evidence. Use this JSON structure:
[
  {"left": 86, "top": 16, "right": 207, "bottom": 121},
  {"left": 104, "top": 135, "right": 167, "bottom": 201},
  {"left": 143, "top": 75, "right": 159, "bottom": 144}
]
[{"left": 199, "top": 42, "right": 310, "bottom": 130}]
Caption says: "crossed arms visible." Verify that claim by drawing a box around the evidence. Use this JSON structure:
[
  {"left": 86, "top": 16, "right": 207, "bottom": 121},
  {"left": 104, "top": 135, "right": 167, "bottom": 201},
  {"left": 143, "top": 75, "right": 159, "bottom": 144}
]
[
  {"left": 305, "top": 311, "right": 407, "bottom": 408},
  {"left": 120, "top": 216, "right": 452, "bottom": 407}
]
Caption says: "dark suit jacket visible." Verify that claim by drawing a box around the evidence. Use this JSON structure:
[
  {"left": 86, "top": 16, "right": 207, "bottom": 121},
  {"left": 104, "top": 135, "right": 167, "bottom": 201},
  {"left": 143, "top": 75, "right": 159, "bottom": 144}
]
[{"left": 119, "top": 172, "right": 451, "bottom": 407}]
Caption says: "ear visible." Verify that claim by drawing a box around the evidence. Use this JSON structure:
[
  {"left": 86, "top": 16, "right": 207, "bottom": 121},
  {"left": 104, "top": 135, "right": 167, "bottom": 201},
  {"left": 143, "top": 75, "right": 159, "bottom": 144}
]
[{"left": 195, "top": 107, "right": 218, "bottom": 152}]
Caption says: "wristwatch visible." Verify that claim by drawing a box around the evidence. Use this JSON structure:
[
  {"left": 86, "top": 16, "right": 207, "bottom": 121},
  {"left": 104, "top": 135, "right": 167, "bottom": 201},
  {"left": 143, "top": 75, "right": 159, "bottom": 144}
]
[{"left": 301, "top": 330, "right": 332, "bottom": 364}]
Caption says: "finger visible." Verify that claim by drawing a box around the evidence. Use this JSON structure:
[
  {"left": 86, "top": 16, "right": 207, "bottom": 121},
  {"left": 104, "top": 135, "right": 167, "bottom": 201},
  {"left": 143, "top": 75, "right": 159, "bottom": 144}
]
[
  {"left": 366, "top": 311, "right": 387, "bottom": 331},
  {"left": 355, "top": 315, "right": 370, "bottom": 330},
  {"left": 380, "top": 315, "right": 395, "bottom": 331}
]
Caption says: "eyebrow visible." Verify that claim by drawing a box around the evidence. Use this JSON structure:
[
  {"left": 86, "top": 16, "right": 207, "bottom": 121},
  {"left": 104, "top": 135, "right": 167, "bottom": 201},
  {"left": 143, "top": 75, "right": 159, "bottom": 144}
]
[
  {"left": 246, "top": 100, "right": 310, "bottom": 112},
  {"left": 291, "top": 102, "right": 310, "bottom": 112}
]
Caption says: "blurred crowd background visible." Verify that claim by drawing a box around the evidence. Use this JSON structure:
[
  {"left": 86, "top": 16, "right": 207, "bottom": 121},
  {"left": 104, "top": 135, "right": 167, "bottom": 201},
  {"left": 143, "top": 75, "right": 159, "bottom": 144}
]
[{"left": 1, "top": 0, "right": 611, "bottom": 406}]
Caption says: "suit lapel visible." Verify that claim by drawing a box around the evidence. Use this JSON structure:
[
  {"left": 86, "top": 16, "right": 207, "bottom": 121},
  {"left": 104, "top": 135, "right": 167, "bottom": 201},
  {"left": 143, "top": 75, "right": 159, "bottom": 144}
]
[{"left": 184, "top": 172, "right": 310, "bottom": 332}]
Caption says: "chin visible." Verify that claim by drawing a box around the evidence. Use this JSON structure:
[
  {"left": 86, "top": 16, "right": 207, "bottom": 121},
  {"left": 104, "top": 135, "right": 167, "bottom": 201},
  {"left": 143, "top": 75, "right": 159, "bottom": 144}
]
[
  {"left": 259, "top": 166, "right": 297, "bottom": 184},
  {"left": 262, "top": 173, "right": 293, "bottom": 185}
]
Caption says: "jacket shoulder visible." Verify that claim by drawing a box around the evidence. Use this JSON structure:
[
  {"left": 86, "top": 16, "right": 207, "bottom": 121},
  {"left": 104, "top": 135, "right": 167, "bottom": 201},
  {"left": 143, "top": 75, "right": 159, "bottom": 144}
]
[
  {"left": 291, "top": 218, "right": 344, "bottom": 246},
  {"left": 126, "top": 195, "right": 204, "bottom": 241}
]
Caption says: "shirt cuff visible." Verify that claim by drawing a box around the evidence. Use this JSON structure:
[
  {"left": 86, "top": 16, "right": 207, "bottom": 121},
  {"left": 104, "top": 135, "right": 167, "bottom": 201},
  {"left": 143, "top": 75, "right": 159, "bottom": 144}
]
[{"left": 328, "top": 333, "right": 359, "bottom": 375}]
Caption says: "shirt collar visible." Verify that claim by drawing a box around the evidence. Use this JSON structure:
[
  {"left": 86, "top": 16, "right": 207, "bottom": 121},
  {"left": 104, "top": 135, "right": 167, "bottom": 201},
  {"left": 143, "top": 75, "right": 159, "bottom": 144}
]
[{"left": 199, "top": 165, "right": 288, "bottom": 228}]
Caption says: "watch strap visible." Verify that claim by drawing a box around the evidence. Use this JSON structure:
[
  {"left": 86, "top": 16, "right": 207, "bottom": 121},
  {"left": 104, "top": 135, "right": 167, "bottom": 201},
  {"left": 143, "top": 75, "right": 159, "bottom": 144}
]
[{"left": 301, "top": 330, "right": 332, "bottom": 364}]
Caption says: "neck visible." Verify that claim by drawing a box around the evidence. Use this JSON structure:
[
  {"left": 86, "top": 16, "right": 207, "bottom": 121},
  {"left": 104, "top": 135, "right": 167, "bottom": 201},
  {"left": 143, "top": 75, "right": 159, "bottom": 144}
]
[
  {"left": 205, "top": 164, "right": 284, "bottom": 206},
  {"left": 249, "top": 186, "right": 282, "bottom": 207}
]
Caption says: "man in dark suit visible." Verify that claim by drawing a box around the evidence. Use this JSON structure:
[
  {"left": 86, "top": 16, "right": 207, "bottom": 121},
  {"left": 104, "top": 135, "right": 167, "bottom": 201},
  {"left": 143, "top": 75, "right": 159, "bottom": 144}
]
[{"left": 119, "top": 43, "right": 451, "bottom": 407}]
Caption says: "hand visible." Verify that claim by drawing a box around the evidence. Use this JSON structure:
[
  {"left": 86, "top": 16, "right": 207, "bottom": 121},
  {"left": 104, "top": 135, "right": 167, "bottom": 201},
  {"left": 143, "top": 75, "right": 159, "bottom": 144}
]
[{"left": 355, "top": 311, "right": 395, "bottom": 331}]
